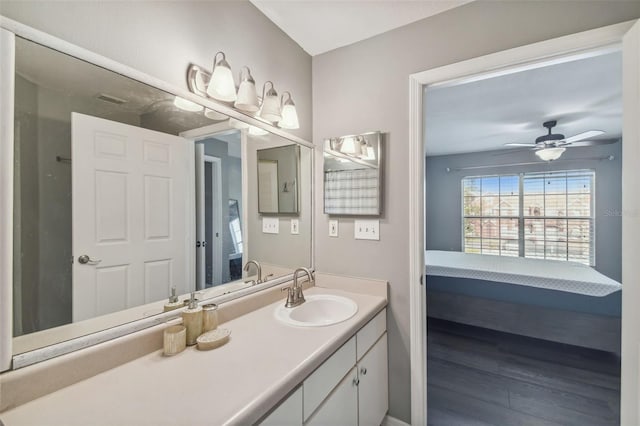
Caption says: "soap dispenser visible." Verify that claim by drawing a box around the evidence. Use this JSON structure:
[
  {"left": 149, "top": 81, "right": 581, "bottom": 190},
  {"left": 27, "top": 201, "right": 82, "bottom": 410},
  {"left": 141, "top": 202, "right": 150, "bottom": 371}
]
[
  {"left": 182, "top": 292, "right": 203, "bottom": 346},
  {"left": 163, "top": 287, "right": 182, "bottom": 312}
]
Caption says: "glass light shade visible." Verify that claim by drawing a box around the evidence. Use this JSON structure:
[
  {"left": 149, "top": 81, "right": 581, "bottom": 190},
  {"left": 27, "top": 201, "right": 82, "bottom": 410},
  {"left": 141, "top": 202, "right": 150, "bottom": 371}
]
[
  {"left": 234, "top": 68, "right": 259, "bottom": 112},
  {"left": 535, "top": 147, "right": 566, "bottom": 161},
  {"left": 206, "top": 52, "right": 237, "bottom": 102},
  {"left": 362, "top": 145, "right": 376, "bottom": 161},
  {"left": 248, "top": 125, "right": 269, "bottom": 136},
  {"left": 204, "top": 108, "right": 228, "bottom": 121},
  {"left": 173, "top": 96, "right": 203, "bottom": 112},
  {"left": 259, "top": 82, "right": 282, "bottom": 122},
  {"left": 279, "top": 103, "right": 299, "bottom": 129},
  {"left": 340, "top": 137, "right": 359, "bottom": 155}
]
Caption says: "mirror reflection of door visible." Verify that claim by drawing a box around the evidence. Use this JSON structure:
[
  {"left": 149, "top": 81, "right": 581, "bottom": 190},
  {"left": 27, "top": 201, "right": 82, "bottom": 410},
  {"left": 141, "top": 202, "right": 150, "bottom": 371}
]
[
  {"left": 72, "top": 113, "right": 192, "bottom": 322},
  {"left": 228, "top": 199, "right": 243, "bottom": 281},
  {"left": 204, "top": 156, "right": 223, "bottom": 287}
]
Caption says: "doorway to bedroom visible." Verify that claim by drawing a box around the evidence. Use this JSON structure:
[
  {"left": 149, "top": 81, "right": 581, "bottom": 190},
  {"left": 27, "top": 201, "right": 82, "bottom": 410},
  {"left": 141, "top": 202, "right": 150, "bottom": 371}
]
[{"left": 424, "top": 48, "right": 623, "bottom": 425}]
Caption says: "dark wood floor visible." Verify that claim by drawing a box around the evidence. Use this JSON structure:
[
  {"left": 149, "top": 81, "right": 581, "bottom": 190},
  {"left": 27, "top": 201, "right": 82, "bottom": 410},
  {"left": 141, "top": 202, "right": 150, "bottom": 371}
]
[{"left": 427, "top": 318, "right": 621, "bottom": 426}]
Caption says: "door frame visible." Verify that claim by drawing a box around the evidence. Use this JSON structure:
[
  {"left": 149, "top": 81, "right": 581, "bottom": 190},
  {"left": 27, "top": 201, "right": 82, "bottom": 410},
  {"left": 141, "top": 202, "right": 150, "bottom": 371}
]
[
  {"left": 408, "top": 20, "right": 639, "bottom": 425},
  {"left": 204, "top": 155, "right": 223, "bottom": 286}
]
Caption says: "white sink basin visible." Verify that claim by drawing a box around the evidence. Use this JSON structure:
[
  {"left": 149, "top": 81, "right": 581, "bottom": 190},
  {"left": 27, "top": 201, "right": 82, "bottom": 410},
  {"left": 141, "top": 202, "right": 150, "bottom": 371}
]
[{"left": 274, "top": 294, "right": 358, "bottom": 327}]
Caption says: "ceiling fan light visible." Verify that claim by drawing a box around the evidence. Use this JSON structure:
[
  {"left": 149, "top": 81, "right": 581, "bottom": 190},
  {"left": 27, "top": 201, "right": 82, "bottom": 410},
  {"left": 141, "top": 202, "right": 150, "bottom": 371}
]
[{"left": 536, "top": 147, "right": 566, "bottom": 161}]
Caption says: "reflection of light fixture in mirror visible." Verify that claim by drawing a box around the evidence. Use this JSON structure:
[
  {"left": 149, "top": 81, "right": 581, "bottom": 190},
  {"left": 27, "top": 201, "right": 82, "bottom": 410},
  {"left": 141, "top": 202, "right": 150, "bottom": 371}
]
[
  {"left": 361, "top": 139, "right": 376, "bottom": 161},
  {"left": 249, "top": 125, "right": 269, "bottom": 136},
  {"left": 340, "top": 136, "right": 360, "bottom": 155},
  {"left": 204, "top": 108, "right": 227, "bottom": 120},
  {"left": 535, "top": 147, "right": 565, "bottom": 161},
  {"left": 278, "top": 92, "right": 299, "bottom": 130},
  {"left": 229, "top": 117, "right": 250, "bottom": 129},
  {"left": 234, "top": 66, "right": 259, "bottom": 112},
  {"left": 173, "top": 96, "right": 203, "bottom": 112},
  {"left": 258, "top": 81, "right": 282, "bottom": 122},
  {"left": 206, "top": 51, "right": 237, "bottom": 102}
]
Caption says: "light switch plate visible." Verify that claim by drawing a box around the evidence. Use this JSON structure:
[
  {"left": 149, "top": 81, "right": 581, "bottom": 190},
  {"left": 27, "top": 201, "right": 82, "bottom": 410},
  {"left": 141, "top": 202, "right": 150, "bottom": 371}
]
[
  {"left": 354, "top": 219, "right": 379, "bottom": 240},
  {"left": 291, "top": 219, "right": 300, "bottom": 235},
  {"left": 262, "top": 217, "right": 279, "bottom": 234},
  {"left": 329, "top": 220, "right": 339, "bottom": 237}
]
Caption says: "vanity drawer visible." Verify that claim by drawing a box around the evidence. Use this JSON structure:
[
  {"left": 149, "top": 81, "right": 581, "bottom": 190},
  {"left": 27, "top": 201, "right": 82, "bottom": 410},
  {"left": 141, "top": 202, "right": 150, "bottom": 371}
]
[
  {"left": 303, "top": 335, "right": 356, "bottom": 421},
  {"left": 356, "top": 308, "right": 386, "bottom": 360}
]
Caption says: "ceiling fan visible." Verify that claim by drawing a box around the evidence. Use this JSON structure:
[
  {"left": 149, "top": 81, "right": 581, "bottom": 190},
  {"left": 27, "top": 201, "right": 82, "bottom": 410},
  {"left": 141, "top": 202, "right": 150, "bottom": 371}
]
[{"left": 504, "top": 120, "right": 617, "bottom": 161}]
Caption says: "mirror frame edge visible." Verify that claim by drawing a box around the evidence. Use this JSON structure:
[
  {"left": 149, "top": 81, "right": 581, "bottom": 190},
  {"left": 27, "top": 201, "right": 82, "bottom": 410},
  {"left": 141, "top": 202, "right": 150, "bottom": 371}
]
[{"left": 0, "top": 15, "right": 315, "bottom": 372}]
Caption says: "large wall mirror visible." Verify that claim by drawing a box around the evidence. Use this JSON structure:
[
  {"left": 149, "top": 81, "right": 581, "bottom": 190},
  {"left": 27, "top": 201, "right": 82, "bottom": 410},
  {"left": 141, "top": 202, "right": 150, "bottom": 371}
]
[{"left": 5, "top": 34, "right": 313, "bottom": 363}]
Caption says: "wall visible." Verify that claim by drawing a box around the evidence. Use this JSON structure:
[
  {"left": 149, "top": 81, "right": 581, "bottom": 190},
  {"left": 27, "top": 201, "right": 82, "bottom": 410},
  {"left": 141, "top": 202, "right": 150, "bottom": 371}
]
[
  {"left": 312, "top": 1, "right": 640, "bottom": 421},
  {"left": 0, "top": 1, "right": 312, "bottom": 141},
  {"left": 426, "top": 143, "right": 623, "bottom": 282}
]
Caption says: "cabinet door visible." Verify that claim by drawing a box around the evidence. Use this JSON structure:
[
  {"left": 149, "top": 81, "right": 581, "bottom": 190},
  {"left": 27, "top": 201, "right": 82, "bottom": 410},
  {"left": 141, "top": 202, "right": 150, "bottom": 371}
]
[
  {"left": 358, "top": 333, "right": 388, "bottom": 426},
  {"left": 305, "top": 367, "right": 358, "bottom": 426},
  {"left": 260, "top": 386, "right": 303, "bottom": 426}
]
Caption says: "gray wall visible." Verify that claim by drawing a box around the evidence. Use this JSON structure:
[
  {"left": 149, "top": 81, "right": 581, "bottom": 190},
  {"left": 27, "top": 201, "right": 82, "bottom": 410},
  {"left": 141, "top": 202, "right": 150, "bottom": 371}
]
[
  {"left": 426, "top": 143, "right": 623, "bottom": 282},
  {"left": 0, "top": 0, "right": 312, "bottom": 141},
  {"left": 312, "top": 1, "right": 640, "bottom": 421}
]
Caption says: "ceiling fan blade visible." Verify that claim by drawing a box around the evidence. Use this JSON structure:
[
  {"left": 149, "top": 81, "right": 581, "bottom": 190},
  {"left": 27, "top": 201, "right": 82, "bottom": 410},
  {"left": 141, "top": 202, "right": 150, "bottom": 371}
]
[
  {"left": 493, "top": 147, "right": 537, "bottom": 156},
  {"left": 563, "top": 138, "right": 619, "bottom": 148},
  {"left": 504, "top": 143, "right": 535, "bottom": 147},
  {"left": 564, "top": 130, "right": 605, "bottom": 143}
]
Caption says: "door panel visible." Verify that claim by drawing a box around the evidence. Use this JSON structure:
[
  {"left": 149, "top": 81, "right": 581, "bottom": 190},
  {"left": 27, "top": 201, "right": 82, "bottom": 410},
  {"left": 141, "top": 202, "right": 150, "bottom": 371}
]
[
  {"left": 306, "top": 367, "right": 358, "bottom": 426},
  {"left": 72, "top": 113, "right": 193, "bottom": 322},
  {"left": 358, "top": 333, "right": 389, "bottom": 426}
]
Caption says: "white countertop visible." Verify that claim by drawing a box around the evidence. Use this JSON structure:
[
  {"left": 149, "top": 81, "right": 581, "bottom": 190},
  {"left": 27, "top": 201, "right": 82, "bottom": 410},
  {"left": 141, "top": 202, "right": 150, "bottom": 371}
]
[{"left": 1, "top": 287, "right": 386, "bottom": 426}]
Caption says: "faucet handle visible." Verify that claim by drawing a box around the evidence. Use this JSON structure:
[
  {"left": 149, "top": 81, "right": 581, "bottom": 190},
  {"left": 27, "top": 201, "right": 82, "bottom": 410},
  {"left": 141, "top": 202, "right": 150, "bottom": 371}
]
[{"left": 282, "top": 287, "right": 296, "bottom": 308}]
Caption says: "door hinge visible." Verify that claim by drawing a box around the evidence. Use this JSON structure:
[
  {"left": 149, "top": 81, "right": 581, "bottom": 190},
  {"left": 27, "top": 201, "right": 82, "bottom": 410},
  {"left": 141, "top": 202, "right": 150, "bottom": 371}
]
[{"left": 419, "top": 274, "right": 424, "bottom": 286}]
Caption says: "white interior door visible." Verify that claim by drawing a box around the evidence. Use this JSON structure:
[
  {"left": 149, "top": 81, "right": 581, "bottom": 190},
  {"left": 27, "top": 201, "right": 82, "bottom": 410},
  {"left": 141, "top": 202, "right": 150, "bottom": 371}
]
[
  {"left": 195, "top": 143, "right": 205, "bottom": 290},
  {"left": 621, "top": 19, "right": 640, "bottom": 426},
  {"left": 72, "top": 113, "right": 193, "bottom": 322}
]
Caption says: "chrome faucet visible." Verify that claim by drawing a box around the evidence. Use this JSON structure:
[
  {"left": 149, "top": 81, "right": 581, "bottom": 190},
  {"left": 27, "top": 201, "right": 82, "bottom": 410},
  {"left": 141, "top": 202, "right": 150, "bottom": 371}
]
[
  {"left": 243, "top": 260, "right": 272, "bottom": 285},
  {"left": 283, "top": 267, "right": 314, "bottom": 308}
]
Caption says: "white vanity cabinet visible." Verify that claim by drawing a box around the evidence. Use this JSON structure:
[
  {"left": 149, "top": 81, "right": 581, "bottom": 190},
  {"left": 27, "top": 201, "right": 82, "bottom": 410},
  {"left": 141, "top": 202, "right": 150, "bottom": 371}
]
[{"left": 261, "top": 308, "right": 387, "bottom": 426}]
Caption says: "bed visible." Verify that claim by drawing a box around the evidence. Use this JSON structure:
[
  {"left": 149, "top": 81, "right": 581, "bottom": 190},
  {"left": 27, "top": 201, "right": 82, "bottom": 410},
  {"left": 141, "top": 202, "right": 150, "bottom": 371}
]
[{"left": 425, "top": 250, "right": 622, "bottom": 352}]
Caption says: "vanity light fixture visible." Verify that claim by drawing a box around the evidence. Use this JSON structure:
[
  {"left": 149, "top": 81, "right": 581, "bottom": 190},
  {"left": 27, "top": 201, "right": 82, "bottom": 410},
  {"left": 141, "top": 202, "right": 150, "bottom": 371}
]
[
  {"left": 206, "top": 51, "right": 237, "bottom": 102},
  {"left": 535, "top": 147, "right": 566, "bottom": 161},
  {"left": 278, "top": 91, "right": 300, "bottom": 130},
  {"left": 259, "top": 81, "right": 282, "bottom": 122},
  {"left": 234, "top": 67, "right": 260, "bottom": 112},
  {"left": 339, "top": 136, "right": 362, "bottom": 156},
  {"left": 173, "top": 96, "right": 204, "bottom": 112}
]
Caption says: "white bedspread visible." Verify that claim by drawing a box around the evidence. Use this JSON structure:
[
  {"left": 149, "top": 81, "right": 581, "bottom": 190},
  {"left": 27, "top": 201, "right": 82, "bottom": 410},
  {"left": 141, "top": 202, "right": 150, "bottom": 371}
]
[{"left": 425, "top": 250, "right": 621, "bottom": 297}]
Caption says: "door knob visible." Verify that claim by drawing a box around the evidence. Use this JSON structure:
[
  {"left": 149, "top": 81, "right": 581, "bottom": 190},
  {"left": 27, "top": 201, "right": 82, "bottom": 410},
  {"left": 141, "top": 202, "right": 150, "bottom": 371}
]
[
  {"left": 78, "top": 255, "right": 102, "bottom": 265},
  {"left": 360, "top": 367, "right": 367, "bottom": 375}
]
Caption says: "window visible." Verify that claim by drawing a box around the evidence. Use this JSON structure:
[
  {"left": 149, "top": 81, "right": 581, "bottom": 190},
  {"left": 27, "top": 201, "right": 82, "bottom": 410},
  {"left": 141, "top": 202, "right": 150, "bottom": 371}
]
[{"left": 462, "top": 170, "right": 595, "bottom": 265}]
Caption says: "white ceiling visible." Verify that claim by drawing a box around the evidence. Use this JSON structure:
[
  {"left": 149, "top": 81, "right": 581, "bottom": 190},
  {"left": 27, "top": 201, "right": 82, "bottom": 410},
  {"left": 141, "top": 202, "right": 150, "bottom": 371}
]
[
  {"left": 425, "top": 50, "right": 622, "bottom": 156},
  {"left": 250, "top": 0, "right": 472, "bottom": 56}
]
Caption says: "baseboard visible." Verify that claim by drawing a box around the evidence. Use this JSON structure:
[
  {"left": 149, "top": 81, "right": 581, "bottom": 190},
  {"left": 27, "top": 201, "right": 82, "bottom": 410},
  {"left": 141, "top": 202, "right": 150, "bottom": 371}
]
[{"left": 382, "top": 414, "right": 411, "bottom": 426}]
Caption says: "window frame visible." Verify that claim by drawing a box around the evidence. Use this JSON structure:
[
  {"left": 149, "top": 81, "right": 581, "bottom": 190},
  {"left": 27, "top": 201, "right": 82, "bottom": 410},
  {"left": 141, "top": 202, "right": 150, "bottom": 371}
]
[{"left": 461, "top": 170, "right": 596, "bottom": 266}]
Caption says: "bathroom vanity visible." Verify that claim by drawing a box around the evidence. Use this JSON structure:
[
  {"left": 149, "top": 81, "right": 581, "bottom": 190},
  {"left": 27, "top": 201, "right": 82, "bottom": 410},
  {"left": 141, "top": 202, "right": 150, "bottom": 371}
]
[{"left": 0, "top": 275, "right": 388, "bottom": 425}]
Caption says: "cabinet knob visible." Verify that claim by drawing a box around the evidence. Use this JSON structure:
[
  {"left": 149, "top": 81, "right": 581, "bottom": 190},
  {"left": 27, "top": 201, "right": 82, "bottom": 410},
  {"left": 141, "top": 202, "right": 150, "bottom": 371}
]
[
  {"left": 360, "top": 367, "right": 367, "bottom": 375},
  {"left": 353, "top": 377, "right": 360, "bottom": 386}
]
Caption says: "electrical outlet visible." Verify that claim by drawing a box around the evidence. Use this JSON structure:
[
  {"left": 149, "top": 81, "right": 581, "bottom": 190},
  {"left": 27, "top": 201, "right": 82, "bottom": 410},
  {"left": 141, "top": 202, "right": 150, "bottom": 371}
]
[
  {"left": 329, "top": 220, "right": 339, "bottom": 237},
  {"left": 354, "top": 219, "right": 379, "bottom": 240},
  {"left": 262, "top": 217, "right": 279, "bottom": 234},
  {"left": 291, "top": 219, "right": 299, "bottom": 235}
]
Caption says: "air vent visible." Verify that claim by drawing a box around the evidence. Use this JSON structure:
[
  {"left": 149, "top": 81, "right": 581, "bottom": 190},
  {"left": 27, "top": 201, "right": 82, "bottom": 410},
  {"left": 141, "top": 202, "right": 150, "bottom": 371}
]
[{"left": 96, "top": 93, "right": 128, "bottom": 105}]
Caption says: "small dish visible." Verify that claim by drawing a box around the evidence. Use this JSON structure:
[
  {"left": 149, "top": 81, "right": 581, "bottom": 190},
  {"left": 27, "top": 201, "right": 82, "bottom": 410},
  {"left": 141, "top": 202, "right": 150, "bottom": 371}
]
[{"left": 196, "top": 328, "right": 231, "bottom": 351}]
